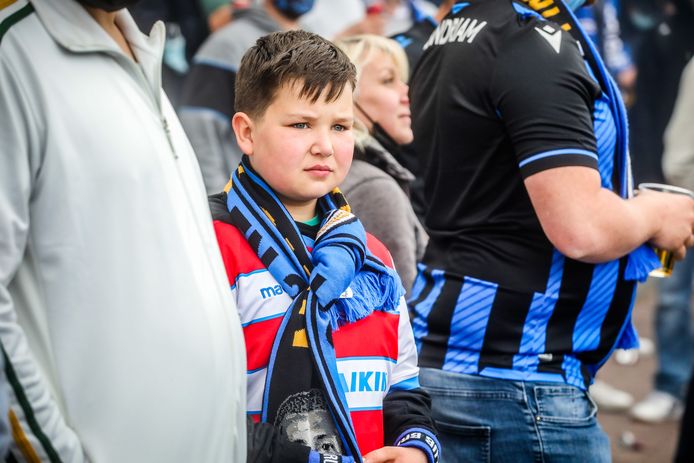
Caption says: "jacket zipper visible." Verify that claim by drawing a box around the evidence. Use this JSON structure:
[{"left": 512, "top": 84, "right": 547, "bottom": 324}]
[{"left": 161, "top": 116, "right": 178, "bottom": 159}]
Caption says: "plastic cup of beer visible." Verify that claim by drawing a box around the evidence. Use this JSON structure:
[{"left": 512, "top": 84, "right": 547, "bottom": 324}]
[{"left": 638, "top": 182, "right": 694, "bottom": 278}]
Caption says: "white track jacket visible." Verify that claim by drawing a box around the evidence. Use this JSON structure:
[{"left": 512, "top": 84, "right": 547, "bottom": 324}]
[{"left": 0, "top": 0, "right": 246, "bottom": 461}]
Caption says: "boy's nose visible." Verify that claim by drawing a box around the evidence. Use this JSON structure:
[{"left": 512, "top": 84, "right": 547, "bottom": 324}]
[{"left": 310, "top": 131, "right": 334, "bottom": 157}]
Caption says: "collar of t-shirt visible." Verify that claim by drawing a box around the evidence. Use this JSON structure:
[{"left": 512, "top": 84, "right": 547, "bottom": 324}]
[{"left": 296, "top": 215, "right": 320, "bottom": 249}]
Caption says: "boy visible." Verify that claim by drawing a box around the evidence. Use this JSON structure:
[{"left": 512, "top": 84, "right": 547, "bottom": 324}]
[{"left": 209, "top": 30, "right": 440, "bottom": 463}]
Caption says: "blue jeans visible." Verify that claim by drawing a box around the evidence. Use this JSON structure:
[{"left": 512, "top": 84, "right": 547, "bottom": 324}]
[
  {"left": 419, "top": 368, "right": 610, "bottom": 463},
  {"left": 655, "top": 251, "right": 694, "bottom": 399}
]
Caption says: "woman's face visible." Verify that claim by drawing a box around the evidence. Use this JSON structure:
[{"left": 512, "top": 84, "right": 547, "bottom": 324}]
[{"left": 355, "top": 50, "right": 413, "bottom": 145}]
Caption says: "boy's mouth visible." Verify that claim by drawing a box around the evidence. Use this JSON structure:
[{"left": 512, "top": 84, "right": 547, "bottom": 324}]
[{"left": 305, "top": 165, "right": 332, "bottom": 172}]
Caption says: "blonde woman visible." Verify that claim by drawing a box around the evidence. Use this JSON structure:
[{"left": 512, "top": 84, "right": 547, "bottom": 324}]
[{"left": 336, "top": 34, "right": 427, "bottom": 294}]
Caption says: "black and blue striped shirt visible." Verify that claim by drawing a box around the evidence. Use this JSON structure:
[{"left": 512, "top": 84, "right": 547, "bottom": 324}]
[{"left": 408, "top": 0, "right": 637, "bottom": 389}]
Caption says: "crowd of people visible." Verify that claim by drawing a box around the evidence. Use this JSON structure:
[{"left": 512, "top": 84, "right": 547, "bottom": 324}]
[{"left": 1, "top": 0, "right": 693, "bottom": 462}]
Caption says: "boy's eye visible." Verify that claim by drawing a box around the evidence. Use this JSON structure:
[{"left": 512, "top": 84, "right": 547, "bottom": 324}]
[
  {"left": 332, "top": 124, "right": 347, "bottom": 132},
  {"left": 292, "top": 122, "right": 309, "bottom": 129}
]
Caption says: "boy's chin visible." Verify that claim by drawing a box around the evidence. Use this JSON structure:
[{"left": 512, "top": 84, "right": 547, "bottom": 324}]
[{"left": 303, "top": 182, "right": 341, "bottom": 198}]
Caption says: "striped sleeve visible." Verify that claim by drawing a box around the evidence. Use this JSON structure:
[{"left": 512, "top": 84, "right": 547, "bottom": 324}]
[{"left": 0, "top": 7, "right": 87, "bottom": 461}]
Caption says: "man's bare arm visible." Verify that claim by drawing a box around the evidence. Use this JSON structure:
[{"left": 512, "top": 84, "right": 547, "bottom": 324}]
[{"left": 525, "top": 166, "right": 694, "bottom": 263}]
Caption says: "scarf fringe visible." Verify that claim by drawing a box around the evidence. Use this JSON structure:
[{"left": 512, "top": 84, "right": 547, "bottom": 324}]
[
  {"left": 625, "top": 244, "right": 660, "bottom": 282},
  {"left": 330, "top": 269, "right": 405, "bottom": 330}
]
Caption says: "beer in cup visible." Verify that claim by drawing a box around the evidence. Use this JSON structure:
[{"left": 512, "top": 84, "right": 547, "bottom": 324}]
[{"left": 638, "top": 183, "right": 694, "bottom": 278}]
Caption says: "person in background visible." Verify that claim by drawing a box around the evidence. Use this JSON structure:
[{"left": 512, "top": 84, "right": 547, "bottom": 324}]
[
  {"left": 627, "top": 0, "right": 694, "bottom": 424},
  {"left": 391, "top": 0, "right": 455, "bottom": 77},
  {"left": 210, "top": 30, "right": 439, "bottom": 463},
  {"left": 301, "top": 0, "right": 374, "bottom": 38},
  {"left": 628, "top": 0, "right": 694, "bottom": 186},
  {"left": 0, "top": 0, "right": 246, "bottom": 461},
  {"left": 179, "top": 0, "right": 316, "bottom": 194},
  {"left": 664, "top": 57, "right": 694, "bottom": 462},
  {"left": 576, "top": 0, "right": 636, "bottom": 101},
  {"left": 130, "top": 0, "right": 209, "bottom": 106},
  {"left": 380, "top": 0, "right": 438, "bottom": 36},
  {"left": 618, "top": 0, "right": 668, "bottom": 59},
  {"left": 390, "top": 0, "right": 456, "bottom": 221},
  {"left": 336, "top": 34, "right": 427, "bottom": 294},
  {"left": 407, "top": 0, "right": 694, "bottom": 460}
]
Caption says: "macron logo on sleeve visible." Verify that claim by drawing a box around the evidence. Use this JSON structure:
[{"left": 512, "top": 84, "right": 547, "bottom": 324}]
[
  {"left": 259, "top": 285, "right": 284, "bottom": 299},
  {"left": 535, "top": 24, "right": 562, "bottom": 54}
]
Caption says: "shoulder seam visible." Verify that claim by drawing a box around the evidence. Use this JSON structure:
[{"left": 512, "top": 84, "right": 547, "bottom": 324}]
[{"left": 0, "top": 2, "right": 34, "bottom": 44}]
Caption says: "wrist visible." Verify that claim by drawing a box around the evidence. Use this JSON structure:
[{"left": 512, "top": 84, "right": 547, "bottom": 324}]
[
  {"left": 630, "top": 191, "right": 665, "bottom": 240},
  {"left": 307, "top": 450, "right": 355, "bottom": 463},
  {"left": 394, "top": 428, "right": 440, "bottom": 463}
]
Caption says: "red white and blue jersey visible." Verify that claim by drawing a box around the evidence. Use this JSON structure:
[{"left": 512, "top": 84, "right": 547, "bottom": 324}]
[{"left": 213, "top": 220, "right": 421, "bottom": 454}]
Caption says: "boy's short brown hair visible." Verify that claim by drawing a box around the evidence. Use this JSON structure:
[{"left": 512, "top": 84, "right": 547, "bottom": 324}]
[{"left": 235, "top": 30, "right": 357, "bottom": 120}]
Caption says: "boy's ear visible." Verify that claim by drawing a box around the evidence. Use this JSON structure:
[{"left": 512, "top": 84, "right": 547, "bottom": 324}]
[{"left": 232, "top": 112, "right": 255, "bottom": 156}]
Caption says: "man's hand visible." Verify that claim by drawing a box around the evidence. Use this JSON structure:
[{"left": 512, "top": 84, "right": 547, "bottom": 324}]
[
  {"left": 363, "top": 446, "right": 428, "bottom": 463},
  {"left": 638, "top": 189, "right": 694, "bottom": 260}
]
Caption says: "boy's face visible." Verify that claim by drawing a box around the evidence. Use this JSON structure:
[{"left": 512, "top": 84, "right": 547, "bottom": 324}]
[{"left": 234, "top": 81, "right": 355, "bottom": 220}]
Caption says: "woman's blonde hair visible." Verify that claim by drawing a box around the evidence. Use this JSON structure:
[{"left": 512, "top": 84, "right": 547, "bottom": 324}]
[{"left": 334, "top": 34, "right": 409, "bottom": 147}]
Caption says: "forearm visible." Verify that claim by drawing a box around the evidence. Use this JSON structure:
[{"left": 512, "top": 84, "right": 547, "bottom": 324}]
[
  {"left": 526, "top": 167, "right": 665, "bottom": 263},
  {"left": 556, "top": 190, "right": 658, "bottom": 262}
]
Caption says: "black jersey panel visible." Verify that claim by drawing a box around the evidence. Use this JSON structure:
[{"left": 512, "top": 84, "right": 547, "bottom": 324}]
[
  {"left": 410, "top": 0, "right": 602, "bottom": 291},
  {"left": 490, "top": 23, "right": 600, "bottom": 174}
]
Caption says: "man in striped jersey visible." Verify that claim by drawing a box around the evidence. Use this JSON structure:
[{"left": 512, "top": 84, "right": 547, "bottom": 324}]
[{"left": 408, "top": 0, "right": 694, "bottom": 461}]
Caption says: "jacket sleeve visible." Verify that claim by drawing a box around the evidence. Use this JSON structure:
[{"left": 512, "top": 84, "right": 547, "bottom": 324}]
[
  {"left": 0, "top": 50, "right": 88, "bottom": 462},
  {"left": 179, "top": 59, "right": 243, "bottom": 194},
  {"left": 663, "top": 58, "right": 694, "bottom": 192},
  {"left": 382, "top": 298, "right": 440, "bottom": 463},
  {"left": 247, "top": 417, "right": 356, "bottom": 463}
]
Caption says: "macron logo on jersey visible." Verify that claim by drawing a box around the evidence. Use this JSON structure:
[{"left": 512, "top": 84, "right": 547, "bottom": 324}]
[
  {"left": 423, "top": 16, "right": 488, "bottom": 50},
  {"left": 535, "top": 24, "right": 562, "bottom": 53},
  {"left": 259, "top": 285, "right": 284, "bottom": 299}
]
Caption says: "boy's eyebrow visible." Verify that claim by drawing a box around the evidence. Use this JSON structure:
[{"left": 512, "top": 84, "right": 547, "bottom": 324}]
[{"left": 286, "top": 113, "right": 354, "bottom": 123}]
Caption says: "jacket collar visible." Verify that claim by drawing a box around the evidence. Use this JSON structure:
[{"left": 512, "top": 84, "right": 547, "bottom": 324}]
[
  {"left": 30, "top": 0, "right": 165, "bottom": 107},
  {"left": 31, "top": 0, "right": 163, "bottom": 61},
  {"left": 360, "top": 135, "right": 415, "bottom": 184}
]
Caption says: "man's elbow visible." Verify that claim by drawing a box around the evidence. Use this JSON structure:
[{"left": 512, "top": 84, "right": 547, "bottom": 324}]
[{"left": 547, "top": 228, "right": 605, "bottom": 263}]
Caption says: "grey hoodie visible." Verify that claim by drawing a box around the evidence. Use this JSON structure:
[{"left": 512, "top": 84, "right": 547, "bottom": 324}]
[{"left": 340, "top": 137, "right": 428, "bottom": 293}]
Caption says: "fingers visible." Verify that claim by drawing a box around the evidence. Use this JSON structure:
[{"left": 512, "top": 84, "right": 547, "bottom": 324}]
[
  {"left": 685, "top": 234, "right": 694, "bottom": 248},
  {"left": 673, "top": 245, "right": 687, "bottom": 262},
  {"left": 363, "top": 446, "right": 396, "bottom": 463}
]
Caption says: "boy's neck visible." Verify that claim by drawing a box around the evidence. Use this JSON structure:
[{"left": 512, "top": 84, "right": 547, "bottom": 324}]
[{"left": 285, "top": 200, "right": 319, "bottom": 223}]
